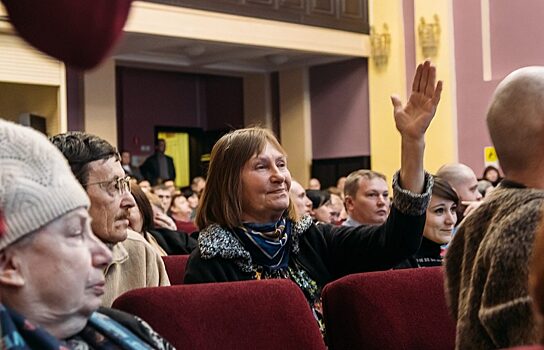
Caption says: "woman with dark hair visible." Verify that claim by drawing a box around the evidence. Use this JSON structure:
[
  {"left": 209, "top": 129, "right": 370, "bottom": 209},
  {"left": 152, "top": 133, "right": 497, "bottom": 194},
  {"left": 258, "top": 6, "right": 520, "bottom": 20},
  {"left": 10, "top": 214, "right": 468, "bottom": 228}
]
[
  {"left": 306, "top": 190, "right": 340, "bottom": 224},
  {"left": 482, "top": 165, "right": 503, "bottom": 187},
  {"left": 397, "top": 176, "right": 459, "bottom": 268},
  {"left": 184, "top": 60, "right": 442, "bottom": 332},
  {"left": 128, "top": 183, "right": 167, "bottom": 256},
  {"left": 129, "top": 183, "right": 196, "bottom": 255}
]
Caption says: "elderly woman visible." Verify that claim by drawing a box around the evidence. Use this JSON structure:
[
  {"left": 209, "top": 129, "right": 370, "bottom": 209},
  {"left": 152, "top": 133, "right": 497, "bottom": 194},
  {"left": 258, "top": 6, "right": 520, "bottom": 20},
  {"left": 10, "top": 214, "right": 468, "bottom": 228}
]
[
  {"left": 397, "top": 176, "right": 458, "bottom": 268},
  {"left": 0, "top": 120, "right": 173, "bottom": 349},
  {"left": 184, "top": 61, "right": 442, "bottom": 330}
]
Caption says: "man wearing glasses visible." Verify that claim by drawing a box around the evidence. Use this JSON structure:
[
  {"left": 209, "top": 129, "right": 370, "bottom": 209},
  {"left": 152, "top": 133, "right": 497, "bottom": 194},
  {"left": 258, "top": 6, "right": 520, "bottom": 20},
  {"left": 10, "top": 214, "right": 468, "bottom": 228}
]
[{"left": 50, "top": 132, "right": 170, "bottom": 306}]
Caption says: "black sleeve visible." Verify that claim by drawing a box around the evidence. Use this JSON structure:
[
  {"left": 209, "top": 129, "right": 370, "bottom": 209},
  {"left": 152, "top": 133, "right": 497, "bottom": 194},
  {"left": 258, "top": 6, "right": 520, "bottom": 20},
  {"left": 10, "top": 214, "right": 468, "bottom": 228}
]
[
  {"left": 317, "top": 171, "right": 432, "bottom": 278},
  {"left": 183, "top": 247, "right": 253, "bottom": 284},
  {"left": 98, "top": 307, "right": 175, "bottom": 350},
  {"left": 148, "top": 228, "right": 197, "bottom": 255}
]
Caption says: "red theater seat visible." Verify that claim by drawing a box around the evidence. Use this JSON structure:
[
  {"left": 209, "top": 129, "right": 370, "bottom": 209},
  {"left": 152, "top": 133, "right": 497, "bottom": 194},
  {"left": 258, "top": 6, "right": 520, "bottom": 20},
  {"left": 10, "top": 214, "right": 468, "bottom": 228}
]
[
  {"left": 161, "top": 255, "right": 189, "bottom": 285},
  {"left": 112, "top": 279, "right": 326, "bottom": 350},
  {"left": 322, "top": 266, "right": 455, "bottom": 350}
]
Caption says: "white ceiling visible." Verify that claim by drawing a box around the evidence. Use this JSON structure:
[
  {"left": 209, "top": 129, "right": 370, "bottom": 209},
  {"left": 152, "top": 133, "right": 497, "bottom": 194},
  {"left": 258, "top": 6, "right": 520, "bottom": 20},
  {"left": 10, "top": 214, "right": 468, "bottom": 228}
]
[{"left": 113, "top": 32, "right": 356, "bottom": 76}]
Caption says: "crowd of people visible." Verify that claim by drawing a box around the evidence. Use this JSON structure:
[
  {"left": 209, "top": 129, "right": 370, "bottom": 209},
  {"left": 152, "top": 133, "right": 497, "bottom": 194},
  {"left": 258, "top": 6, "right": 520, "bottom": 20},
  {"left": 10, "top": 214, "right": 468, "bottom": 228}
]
[{"left": 3, "top": 54, "right": 544, "bottom": 349}]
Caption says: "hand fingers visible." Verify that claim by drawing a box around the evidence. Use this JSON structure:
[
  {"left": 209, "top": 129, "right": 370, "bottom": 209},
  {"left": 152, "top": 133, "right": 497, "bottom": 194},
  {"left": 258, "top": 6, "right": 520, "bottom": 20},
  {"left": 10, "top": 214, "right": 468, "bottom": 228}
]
[
  {"left": 412, "top": 63, "right": 423, "bottom": 92},
  {"left": 419, "top": 60, "right": 430, "bottom": 93},
  {"left": 431, "top": 80, "right": 443, "bottom": 106},
  {"left": 425, "top": 65, "right": 437, "bottom": 97}
]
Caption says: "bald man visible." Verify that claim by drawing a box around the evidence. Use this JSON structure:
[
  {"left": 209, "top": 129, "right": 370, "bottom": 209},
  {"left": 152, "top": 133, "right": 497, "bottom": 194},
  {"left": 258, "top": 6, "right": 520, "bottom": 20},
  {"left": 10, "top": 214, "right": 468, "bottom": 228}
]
[
  {"left": 437, "top": 163, "right": 482, "bottom": 220},
  {"left": 445, "top": 67, "right": 544, "bottom": 349}
]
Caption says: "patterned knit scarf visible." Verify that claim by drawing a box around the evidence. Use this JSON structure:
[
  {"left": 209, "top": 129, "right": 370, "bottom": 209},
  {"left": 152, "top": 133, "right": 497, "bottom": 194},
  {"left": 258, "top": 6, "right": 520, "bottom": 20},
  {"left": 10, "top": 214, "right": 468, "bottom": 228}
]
[{"left": 234, "top": 217, "right": 291, "bottom": 272}]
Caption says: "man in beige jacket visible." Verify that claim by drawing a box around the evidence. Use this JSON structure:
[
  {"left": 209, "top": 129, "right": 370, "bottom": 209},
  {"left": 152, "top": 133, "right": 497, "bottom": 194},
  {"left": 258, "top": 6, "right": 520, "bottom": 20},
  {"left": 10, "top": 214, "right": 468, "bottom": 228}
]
[{"left": 51, "top": 132, "right": 169, "bottom": 307}]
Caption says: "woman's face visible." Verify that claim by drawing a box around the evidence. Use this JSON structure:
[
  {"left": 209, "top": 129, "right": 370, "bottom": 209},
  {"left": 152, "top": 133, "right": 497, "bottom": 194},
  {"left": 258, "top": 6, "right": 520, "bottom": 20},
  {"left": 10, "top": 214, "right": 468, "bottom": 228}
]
[
  {"left": 312, "top": 201, "right": 339, "bottom": 224},
  {"left": 10, "top": 208, "right": 112, "bottom": 336},
  {"left": 485, "top": 169, "right": 499, "bottom": 183},
  {"left": 423, "top": 195, "right": 457, "bottom": 244},
  {"left": 187, "top": 193, "right": 199, "bottom": 209},
  {"left": 240, "top": 142, "right": 291, "bottom": 223},
  {"left": 128, "top": 205, "right": 143, "bottom": 233}
]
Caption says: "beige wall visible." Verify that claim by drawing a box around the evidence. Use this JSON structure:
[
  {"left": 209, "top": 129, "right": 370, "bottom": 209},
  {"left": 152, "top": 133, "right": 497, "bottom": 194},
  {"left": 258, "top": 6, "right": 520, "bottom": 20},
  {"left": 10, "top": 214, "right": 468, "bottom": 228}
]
[
  {"left": 279, "top": 68, "right": 312, "bottom": 185},
  {"left": 84, "top": 58, "right": 117, "bottom": 146},
  {"left": 243, "top": 73, "right": 273, "bottom": 129},
  {"left": 0, "top": 82, "right": 59, "bottom": 135}
]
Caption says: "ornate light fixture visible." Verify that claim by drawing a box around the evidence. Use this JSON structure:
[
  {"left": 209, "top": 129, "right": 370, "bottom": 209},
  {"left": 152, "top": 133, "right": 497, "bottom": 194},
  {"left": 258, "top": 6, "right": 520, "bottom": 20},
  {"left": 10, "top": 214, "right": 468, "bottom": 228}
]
[
  {"left": 418, "top": 14, "right": 441, "bottom": 58},
  {"left": 370, "top": 23, "right": 391, "bottom": 69}
]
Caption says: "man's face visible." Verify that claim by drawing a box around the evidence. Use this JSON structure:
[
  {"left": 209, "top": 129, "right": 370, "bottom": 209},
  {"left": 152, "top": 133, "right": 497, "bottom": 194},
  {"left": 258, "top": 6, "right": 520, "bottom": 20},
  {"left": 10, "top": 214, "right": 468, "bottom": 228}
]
[
  {"left": 121, "top": 152, "right": 130, "bottom": 166},
  {"left": 289, "top": 181, "right": 312, "bottom": 217},
  {"left": 155, "top": 189, "right": 172, "bottom": 213},
  {"left": 157, "top": 140, "right": 166, "bottom": 154},
  {"left": 85, "top": 157, "right": 136, "bottom": 244},
  {"left": 455, "top": 174, "right": 482, "bottom": 202},
  {"left": 346, "top": 177, "right": 390, "bottom": 225}
]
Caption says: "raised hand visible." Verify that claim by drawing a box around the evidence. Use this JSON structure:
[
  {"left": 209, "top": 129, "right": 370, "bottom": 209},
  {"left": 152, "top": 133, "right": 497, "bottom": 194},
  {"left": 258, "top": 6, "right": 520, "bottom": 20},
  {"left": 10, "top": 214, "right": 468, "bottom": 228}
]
[{"left": 391, "top": 60, "right": 443, "bottom": 142}]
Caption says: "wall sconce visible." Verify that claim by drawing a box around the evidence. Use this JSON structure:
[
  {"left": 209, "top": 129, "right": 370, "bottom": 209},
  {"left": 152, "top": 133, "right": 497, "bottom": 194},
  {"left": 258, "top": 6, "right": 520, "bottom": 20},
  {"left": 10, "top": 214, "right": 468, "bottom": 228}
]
[
  {"left": 370, "top": 23, "right": 391, "bottom": 69},
  {"left": 418, "top": 14, "right": 441, "bottom": 58}
]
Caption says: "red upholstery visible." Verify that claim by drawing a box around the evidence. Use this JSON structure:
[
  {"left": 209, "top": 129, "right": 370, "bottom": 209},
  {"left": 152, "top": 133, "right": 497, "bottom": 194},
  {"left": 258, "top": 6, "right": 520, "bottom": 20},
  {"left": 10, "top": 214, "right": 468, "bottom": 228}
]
[
  {"left": 112, "top": 279, "right": 326, "bottom": 350},
  {"left": 1, "top": 0, "right": 132, "bottom": 69},
  {"left": 322, "top": 266, "right": 455, "bottom": 350},
  {"left": 161, "top": 255, "right": 189, "bottom": 285}
]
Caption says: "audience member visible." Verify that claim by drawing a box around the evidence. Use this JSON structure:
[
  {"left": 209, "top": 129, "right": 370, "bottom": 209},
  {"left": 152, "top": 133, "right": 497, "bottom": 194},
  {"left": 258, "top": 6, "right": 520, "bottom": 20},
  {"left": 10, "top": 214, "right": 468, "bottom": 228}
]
[
  {"left": 140, "top": 139, "right": 176, "bottom": 186},
  {"left": 130, "top": 183, "right": 196, "bottom": 255},
  {"left": 436, "top": 162, "right": 482, "bottom": 220},
  {"left": 308, "top": 177, "right": 321, "bottom": 190},
  {"left": 163, "top": 179, "right": 177, "bottom": 194},
  {"left": 128, "top": 183, "right": 167, "bottom": 256},
  {"left": 397, "top": 176, "right": 458, "bottom": 268},
  {"left": 138, "top": 179, "right": 151, "bottom": 193},
  {"left": 306, "top": 190, "right": 340, "bottom": 224},
  {"left": 477, "top": 179, "right": 495, "bottom": 198},
  {"left": 482, "top": 165, "right": 503, "bottom": 187},
  {"left": 170, "top": 193, "right": 198, "bottom": 234},
  {"left": 289, "top": 180, "right": 313, "bottom": 218},
  {"left": 330, "top": 193, "right": 347, "bottom": 225},
  {"left": 444, "top": 66, "right": 544, "bottom": 349},
  {"left": 146, "top": 191, "right": 178, "bottom": 231},
  {"left": 184, "top": 60, "right": 442, "bottom": 334},
  {"left": 50, "top": 131, "right": 170, "bottom": 307},
  {"left": 0, "top": 120, "right": 173, "bottom": 349},
  {"left": 191, "top": 176, "right": 206, "bottom": 195},
  {"left": 181, "top": 187, "right": 200, "bottom": 220},
  {"left": 153, "top": 184, "right": 173, "bottom": 213},
  {"left": 120, "top": 150, "right": 142, "bottom": 180},
  {"left": 342, "top": 170, "right": 390, "bottom": 227}
]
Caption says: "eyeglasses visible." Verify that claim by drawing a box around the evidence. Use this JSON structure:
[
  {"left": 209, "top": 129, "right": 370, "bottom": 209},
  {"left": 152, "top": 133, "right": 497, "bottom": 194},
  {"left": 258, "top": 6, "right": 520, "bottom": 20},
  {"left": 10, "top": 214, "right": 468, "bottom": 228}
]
[{"left": 84, "top": 176, "right": 132, "bottom": 196}]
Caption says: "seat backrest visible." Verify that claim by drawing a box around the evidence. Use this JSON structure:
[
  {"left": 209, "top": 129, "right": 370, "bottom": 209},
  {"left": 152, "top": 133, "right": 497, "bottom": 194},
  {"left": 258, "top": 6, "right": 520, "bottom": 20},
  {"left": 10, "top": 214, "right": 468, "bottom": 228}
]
[
  {"left": 112, "top": 279, "right": 326, "bottom": 350},
  {"left": 161, "top": 255, "right": 189, "bottom": 285},
  {"left": 322, "top": 266, "right": 455, "bottom": 350}
]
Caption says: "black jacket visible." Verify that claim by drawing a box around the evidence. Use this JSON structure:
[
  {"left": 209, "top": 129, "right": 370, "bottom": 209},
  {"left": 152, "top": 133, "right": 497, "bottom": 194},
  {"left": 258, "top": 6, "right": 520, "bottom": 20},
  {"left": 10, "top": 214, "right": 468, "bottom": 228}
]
[
  {"left": 139, "top": 153, "right": 176, "bottom": 185},
  {"left": 184, "top": 172, "right": 432, "bottom": 287}
]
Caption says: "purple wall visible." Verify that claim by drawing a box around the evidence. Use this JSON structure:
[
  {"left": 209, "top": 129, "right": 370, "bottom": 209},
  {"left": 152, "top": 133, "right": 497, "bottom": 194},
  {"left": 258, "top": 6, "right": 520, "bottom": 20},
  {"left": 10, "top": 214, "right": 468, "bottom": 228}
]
[
  {"left": 117, "top": 67, "right": 243, "bottom": 157},
  {"left": 490, "top": 0, "right": 544, "bottom": 80},
  {"left": 309, "top": 58, "right": 370, "bottom": 159},
  {"left": 452, "top": 0, "right": 499, "bottom": 176}
]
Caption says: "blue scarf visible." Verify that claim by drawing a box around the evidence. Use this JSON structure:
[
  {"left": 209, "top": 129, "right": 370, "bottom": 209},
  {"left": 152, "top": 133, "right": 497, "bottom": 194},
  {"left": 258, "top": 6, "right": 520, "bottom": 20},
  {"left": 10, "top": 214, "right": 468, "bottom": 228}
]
[
  {"left": 0, "top": 304, "right": 153, "bottom": 349},
  {"left": 234, "top": 217, "right": 291, "bottom": 272}
]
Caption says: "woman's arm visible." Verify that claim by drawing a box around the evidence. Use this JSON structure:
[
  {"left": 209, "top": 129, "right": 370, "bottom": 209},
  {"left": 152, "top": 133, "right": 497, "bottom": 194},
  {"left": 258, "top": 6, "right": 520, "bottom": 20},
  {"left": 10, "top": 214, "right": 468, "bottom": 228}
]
[{"left": 392, "top": 60, "right": 442, "bottom": 193}]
